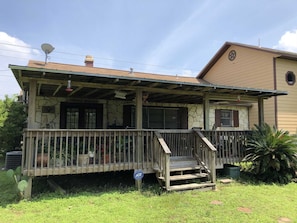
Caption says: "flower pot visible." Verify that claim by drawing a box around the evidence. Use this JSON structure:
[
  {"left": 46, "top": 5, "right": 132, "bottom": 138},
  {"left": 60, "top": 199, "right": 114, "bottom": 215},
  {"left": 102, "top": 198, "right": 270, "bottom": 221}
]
[
  {"left": 37, "top": 153, "right": 48, "bottom": 167},
  {"left": 101, "top": 154, "right": 109, "bottom": 163},
  {"left": 54, "top": 158, "right": 64, "bottom": 167},
  {"left": 78, "top": 154, "right": 89, "bottom": 166}
]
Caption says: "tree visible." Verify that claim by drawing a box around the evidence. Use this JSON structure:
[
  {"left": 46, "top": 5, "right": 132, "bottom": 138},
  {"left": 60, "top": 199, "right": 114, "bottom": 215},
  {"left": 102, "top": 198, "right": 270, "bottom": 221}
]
[
  {"left": 0, "top": 95, "right": 26, "bottom": 157},
  {"left": 243, "top": 123, "right": 297, "bottom": 184}
]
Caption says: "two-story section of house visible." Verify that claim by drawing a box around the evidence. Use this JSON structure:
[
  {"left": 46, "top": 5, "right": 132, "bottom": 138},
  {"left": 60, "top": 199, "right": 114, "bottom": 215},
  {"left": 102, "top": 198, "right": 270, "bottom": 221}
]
[{"left": 198, "top": 42, "right": 297, "bottom": 134}]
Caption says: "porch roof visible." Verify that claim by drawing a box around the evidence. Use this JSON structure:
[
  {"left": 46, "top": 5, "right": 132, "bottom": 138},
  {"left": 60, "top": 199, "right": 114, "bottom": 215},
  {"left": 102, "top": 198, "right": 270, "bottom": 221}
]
[{"left": 9, "top": 60, "right": 287, "bottom": 104}]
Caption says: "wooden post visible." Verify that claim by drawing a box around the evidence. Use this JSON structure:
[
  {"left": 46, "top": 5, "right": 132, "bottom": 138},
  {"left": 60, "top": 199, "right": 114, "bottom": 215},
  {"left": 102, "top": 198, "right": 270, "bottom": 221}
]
[
  {"left": 135, "top": 89, "right": 143, "bottom": 129},
  {"left": 24, "top": 177, "right": 33, "bottom": 199},
  {"left": 135, "top": 179, "right": 142, "bottom": 191},
  {"left": 210, "top": 151, "right": 216, "bottom": 185},
  {"left": 165, "top": 153, "right": 170, "bottom": 190},
  {"left": 135, "top": 89, "right": 143, "bottom": 168},
  {"left": 24, "top": 80, "right": 37, "bottom": 199},
  {"left": 28, "top": 80, "right": 37, "bottom": 129},
  {"left": 203, "top": 93, "right": 210, "bottom": 130},
  {"left": 258, "top": 97, "right": 264, "bottom": 126}
]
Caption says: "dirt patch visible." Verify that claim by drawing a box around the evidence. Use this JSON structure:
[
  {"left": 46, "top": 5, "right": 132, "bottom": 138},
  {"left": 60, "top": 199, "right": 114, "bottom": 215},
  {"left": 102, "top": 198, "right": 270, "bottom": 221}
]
[
  {"left": 237, "top": 207, "right": 252, "bottom": 213},
  {"left": 278, "top": 217, "right": 292, "bottom": 223},
  {"left": 210, "top": 200, "right": 223, "bottom": 205}
]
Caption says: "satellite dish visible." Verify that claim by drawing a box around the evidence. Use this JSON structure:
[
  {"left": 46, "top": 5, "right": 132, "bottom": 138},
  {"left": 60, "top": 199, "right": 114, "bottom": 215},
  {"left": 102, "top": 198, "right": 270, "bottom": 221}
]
[{"left": 41, "top": 43, "right": 55, "bottom": 64}]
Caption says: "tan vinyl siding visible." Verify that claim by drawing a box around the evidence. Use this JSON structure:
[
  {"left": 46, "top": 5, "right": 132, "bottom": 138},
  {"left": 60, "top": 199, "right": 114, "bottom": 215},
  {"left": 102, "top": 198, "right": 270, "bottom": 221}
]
[
  {"left": 202, "top": 45, "right": 280, "bottom": 130},
  {"left": 275, "top": 58, "right": 297, "bottom": 133},
  {"left": 249, "top": 98, "right": 276, "bottom": 128},
  {"left": 203, "top": 46, "right": 276, "bottom": 89}
]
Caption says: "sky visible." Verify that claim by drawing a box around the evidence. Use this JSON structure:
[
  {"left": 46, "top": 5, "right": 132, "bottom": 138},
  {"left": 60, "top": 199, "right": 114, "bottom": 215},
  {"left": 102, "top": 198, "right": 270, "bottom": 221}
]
[{"left": 1, "top": 0, "right": 297, "bottom": 99}]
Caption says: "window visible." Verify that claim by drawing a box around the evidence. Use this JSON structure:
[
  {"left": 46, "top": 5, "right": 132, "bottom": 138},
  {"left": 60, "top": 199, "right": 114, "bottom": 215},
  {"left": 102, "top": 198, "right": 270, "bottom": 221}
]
[
  {"left": 215, "top": 109, "right": 239, "bottom": 127},
  {"left": 123, "top": 106, "right": 188, "bottom": 129},
  {"left": 60, "top": 103, "right": 103, "bottom": 129},
  {"left": 286, "top": 71, "right": 295, "bottom": 85}
]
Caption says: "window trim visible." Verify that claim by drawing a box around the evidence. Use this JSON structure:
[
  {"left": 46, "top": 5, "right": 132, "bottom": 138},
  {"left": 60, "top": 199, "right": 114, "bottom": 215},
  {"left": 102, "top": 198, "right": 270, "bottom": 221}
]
[
  {"left": 60, "top": 102, "right": 103, "bottom": 129},
  {"left": 286, "top": 71, "right": 295, "bottom": 85},
  {"left": 215, "top": 109, "right": 239, "bottom": 128}
]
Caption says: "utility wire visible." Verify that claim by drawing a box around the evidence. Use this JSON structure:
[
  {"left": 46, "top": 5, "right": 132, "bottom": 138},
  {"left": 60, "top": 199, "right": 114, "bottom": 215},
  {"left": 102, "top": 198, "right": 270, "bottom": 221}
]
[{"left": 0, "top": 42, "right": 201, "bottom": 74}]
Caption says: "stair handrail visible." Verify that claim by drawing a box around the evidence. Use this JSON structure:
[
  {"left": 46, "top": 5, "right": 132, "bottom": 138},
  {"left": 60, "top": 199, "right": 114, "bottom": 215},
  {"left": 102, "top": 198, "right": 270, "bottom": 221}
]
[
  {"left": 192, "top": 129, "right": 217, "bottom": 184},
  {"left": 153, "top": 131, "right": 171, "bottom": 190}
]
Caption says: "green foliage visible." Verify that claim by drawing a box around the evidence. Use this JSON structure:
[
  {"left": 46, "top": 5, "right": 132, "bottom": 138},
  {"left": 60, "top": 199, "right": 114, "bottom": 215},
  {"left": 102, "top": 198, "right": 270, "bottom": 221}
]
[
  {"left": 0, "top": 95, "right": 26, "bottom": 156},
  {"left": 243, "top": 123, "right": 297, "bottom": 184},
  {"left": 6, "top": 166, "right": 28, "bottom": 200}
]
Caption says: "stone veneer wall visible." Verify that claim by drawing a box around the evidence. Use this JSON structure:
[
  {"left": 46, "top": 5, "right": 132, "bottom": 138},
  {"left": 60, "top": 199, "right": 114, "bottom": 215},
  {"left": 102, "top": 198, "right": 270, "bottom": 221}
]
[
  {"left": 34, "top": 97, "right": 125, "bottom": 129},
  {"left": 33, "top": 97, "right": 249, "bottom": 130}
]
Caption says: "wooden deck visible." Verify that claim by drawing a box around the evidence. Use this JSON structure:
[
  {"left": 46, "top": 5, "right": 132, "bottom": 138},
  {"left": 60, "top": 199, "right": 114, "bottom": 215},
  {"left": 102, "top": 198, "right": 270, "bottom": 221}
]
[
  {"left": 22, "top": 129, "right": 250, "bottom": 176},
  {"left": 21, "top": 129, "right": 250, "bottom": 195}
]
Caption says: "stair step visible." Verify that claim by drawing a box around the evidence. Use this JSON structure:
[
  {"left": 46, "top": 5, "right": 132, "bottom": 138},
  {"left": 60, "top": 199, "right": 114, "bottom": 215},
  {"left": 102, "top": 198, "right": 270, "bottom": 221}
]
[
  {"left": 167, "top": 182, "right": 215, "bottom": 192},
  {"left": 170, "top": 173, "right": 208, "bottom": 181},
  {"left": 170, "top": 165, "right": 201, "bottom": 172},
  {"left": 153, "top": 162, "right": 201, "bottom": 172},
  {"left": 158, "top": 173, "right": 208, "bottom": 181},
  {"left": 170, "top": 156, "right": 195, "bottom": 161}
]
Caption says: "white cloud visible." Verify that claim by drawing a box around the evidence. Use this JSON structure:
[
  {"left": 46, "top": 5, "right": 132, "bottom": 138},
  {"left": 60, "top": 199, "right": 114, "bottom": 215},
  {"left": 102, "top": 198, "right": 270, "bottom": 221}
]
[
  {"left": 0, "top": 32, "right": 39, "bottom": 98},
  {"left": 180, "top": 69, "right": 195, "bottom": 77},
  {"left": 274, "top": 30, "right": 297, "bottom": 52}
]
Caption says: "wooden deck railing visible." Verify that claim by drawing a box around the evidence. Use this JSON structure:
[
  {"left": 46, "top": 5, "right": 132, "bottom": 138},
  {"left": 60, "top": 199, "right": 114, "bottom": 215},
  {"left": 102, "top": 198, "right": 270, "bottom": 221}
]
[
  {"left": 22, "top": 129, "right": 155, "bottom": 176},
  {"left": 153, "top": 132, "right": 171, "bottom": 190},
  {"left": 157, "top": 129, "right": 250, "bottom": 167},
  {"left": 22, "top": 129, "right": 251, "bottom": 177},
  {"left": 192, "top": 129, "right": 216, "bottom": 183},
  {"left": 202, "top": 130, "right": 251, "bottom": 166},
  {"left": 157, "top": 129, "right": 217, "bottom": 184}
]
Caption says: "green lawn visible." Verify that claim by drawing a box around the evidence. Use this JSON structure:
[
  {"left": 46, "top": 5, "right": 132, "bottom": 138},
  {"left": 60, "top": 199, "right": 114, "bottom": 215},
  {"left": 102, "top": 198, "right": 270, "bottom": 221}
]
[{"left": 0, "top": 168, "right": 297, "bottom": 223}]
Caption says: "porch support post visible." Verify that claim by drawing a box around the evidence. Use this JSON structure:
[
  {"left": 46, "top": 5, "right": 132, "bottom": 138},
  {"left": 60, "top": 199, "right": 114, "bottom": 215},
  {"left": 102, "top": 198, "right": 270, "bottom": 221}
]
[
  {"left": 258, "top": 97, "right": 264, "bottom": 126},
  {"left": 28, "top": 80, "right": 37, "bottom": 129},
  {"left": 135, "top": 89, "right": 143, "bottom": 129},
  {"left": 203, "top": 93, "right": 210, "bottom": 130},
  {"left": 135, "top": 89, "right": 143, "bottom": 173}
]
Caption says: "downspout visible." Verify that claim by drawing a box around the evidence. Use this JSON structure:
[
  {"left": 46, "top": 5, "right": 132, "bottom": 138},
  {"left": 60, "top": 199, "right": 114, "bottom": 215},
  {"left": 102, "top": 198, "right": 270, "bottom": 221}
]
[{"left": 273, "top": 57, "right": 278, "bottom": 128}]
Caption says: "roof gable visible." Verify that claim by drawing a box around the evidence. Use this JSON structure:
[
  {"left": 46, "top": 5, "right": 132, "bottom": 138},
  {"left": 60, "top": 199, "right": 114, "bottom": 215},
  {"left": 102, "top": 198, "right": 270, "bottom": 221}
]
[{"left": 198, "top": 42, "right": 297, "bottom": 79}]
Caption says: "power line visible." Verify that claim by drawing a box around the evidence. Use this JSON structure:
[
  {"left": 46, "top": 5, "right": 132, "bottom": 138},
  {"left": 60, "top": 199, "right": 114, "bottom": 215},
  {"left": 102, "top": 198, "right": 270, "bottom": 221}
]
[{"left": 0, "top": 42, "right": 201, "bottom": 75}]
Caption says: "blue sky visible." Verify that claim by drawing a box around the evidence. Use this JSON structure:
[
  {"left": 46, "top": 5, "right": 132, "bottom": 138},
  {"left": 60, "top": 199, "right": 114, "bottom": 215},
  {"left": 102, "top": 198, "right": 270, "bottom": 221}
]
[{"left": 1, "top": 0, "right": 297, "bottom": 98}]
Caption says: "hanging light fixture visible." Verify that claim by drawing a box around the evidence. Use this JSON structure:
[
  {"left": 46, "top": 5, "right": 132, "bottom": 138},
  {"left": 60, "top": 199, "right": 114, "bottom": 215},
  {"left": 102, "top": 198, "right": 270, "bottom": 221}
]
[
  {"left": 114, "top": 90, "right": 127, "bottom": 99},
  {"left": 65, "top": 75, "right": 73, "bottom": 92}
]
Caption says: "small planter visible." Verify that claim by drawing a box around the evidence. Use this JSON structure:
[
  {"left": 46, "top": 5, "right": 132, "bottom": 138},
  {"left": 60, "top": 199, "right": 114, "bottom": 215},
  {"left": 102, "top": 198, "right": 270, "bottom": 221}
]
[
  {"left": 54, "top": 158, "right": 64, "bottom": 167},
  {"left": 37, "top": 153, "right": 49, "bottom": 167},
  {"left": 224, "top": 164, "right": 240, "bottom": 179},
  {"left": 78, "top": 154, "right": 89, "bottom": 166},
  {"left": 101, "top": 154, "right": 110, "bottom": 163}
]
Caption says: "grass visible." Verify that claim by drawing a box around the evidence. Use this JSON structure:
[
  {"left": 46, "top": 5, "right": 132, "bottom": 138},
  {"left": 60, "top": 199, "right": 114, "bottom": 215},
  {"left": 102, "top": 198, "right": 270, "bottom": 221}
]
[{"left": 0, "top": 163, "right": 297, "bottom": 222}]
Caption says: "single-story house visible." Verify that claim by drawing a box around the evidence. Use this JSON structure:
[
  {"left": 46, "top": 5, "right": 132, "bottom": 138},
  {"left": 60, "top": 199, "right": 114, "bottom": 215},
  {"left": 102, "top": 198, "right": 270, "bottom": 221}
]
[{"left": 9, "top": 47, "right": 286, "bottom": 198}]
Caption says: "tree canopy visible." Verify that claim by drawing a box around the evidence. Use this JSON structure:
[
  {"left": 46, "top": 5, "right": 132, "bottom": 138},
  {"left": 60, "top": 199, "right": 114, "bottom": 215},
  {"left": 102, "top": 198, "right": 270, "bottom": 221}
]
[{"left": 0, "top": 95, "right": 26, "bottom": 157}]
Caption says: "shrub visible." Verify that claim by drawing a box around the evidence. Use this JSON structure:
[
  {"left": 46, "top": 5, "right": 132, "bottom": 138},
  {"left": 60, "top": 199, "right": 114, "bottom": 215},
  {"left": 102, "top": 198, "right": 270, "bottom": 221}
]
[{"left": 243, "top": 123, "right": 297, "bottom": 184}]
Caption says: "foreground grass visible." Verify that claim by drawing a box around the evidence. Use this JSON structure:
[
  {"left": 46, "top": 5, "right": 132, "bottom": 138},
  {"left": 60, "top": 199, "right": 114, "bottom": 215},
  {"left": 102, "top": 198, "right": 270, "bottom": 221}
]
[{"left": 1, "top": 169, "right": 297, "bottom": 223}]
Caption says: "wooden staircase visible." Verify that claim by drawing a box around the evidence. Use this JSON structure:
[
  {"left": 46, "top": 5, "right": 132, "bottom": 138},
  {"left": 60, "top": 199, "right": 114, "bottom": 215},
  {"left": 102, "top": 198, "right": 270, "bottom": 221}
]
[{"left": 155, "top": 156, "right": 216, "bottom": 192}]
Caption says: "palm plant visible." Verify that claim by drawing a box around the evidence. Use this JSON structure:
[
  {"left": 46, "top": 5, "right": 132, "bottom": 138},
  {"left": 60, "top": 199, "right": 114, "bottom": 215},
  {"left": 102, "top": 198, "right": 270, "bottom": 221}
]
[{"left": 243, "top": 123, "right": 297, "bottom": 183}]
